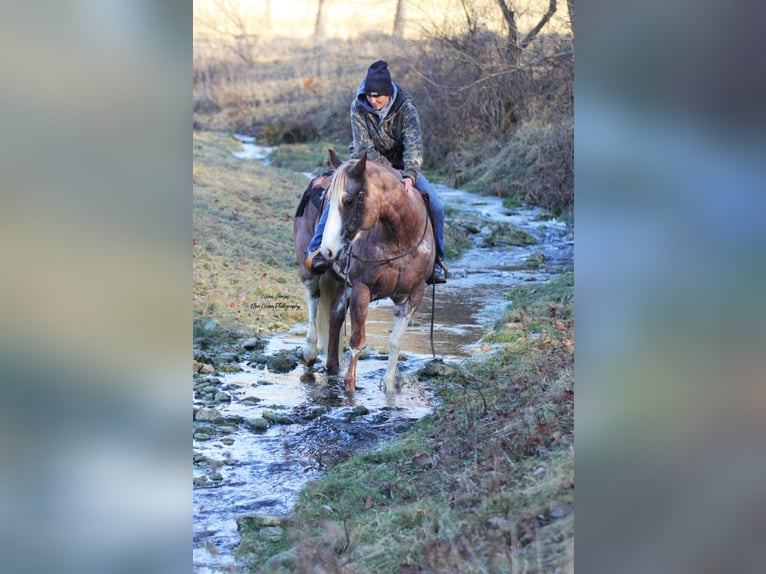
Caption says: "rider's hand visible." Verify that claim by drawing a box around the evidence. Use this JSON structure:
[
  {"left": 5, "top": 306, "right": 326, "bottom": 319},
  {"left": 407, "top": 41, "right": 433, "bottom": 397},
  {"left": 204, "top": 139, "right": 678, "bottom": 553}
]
[{"left": 403, "top": 176, "right": 414, "bottom": 195}]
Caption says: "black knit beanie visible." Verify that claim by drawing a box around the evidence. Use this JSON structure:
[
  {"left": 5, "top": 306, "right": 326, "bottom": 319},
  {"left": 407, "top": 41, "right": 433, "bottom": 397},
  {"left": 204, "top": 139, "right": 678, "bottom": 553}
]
[{"left": 363, "top": 60, "right": 393, "bottom": 96}]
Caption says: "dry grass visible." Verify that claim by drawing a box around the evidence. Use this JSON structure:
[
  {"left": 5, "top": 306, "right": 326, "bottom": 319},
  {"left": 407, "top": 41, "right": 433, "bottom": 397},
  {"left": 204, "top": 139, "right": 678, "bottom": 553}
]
[
  {"left": 193, "top": 35, "right": 417, "bottom": 142},
  {"left": 193, "top": 131, "right": 310, "bottom": 333}
]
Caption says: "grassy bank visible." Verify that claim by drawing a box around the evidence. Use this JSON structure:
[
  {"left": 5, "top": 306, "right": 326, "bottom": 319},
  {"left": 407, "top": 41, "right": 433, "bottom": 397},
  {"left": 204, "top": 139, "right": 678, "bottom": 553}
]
[
  {"left": 237, "top": 273, "right": 574, "bottom": 572},
  {"left": 193, "top": 131, "right": 310, "bottom": 334}
]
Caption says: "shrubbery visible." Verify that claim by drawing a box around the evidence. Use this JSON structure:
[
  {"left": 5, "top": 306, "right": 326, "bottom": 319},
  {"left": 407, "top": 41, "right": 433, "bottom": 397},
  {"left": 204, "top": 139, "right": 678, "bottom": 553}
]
[{"left": 193, "top": 8, "right": 573, "bottom": 217}]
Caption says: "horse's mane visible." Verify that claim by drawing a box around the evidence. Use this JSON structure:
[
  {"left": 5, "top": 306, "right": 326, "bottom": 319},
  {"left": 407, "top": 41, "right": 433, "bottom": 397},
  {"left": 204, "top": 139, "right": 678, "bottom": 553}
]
[
  {"left": 325, "top": 163, "right": 350, "bottom": 203},
  {"left": 326, "top": 159, "right": 401, "bottom": 204}
]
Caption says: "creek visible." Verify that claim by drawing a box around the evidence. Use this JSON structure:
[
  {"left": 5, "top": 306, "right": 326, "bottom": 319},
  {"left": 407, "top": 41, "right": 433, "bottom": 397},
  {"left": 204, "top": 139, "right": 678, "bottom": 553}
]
[{"left": 192, "top": 138, "right": 573, "bottom": 573}]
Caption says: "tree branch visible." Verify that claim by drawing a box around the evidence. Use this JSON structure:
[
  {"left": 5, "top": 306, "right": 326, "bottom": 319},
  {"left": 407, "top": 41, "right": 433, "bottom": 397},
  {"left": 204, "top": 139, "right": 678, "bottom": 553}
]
[
  {"left": 410, "top": 50, "right": 573, "bottom": 93},
  {"left": 521, "top": 0, "right": 557, "bottom": 49},
  {"left": 496, "top": 0, "right": 519, "bottom": 49}
]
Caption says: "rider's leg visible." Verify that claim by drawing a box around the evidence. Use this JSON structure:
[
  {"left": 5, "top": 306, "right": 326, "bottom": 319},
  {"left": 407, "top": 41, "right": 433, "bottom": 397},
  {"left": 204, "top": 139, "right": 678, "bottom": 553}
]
[
  {"left": 305, "top": 203, "right": 331, "bottom": 274},
  {"left": 415, "top": 173, "right": 447, "bottom": 284}
]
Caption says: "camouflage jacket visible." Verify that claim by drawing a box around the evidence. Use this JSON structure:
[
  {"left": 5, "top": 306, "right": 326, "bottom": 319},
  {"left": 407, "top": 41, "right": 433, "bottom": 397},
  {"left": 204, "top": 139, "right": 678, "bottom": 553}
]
[{"left": 349, "top": 82, "right": 424, "bottom": 183}]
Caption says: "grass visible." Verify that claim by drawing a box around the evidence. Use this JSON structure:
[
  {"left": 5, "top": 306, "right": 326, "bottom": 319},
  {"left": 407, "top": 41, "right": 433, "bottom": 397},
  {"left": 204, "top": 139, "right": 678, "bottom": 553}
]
[
  {"left": 237, "top": 273, "right": 574, "bottom": 573},
  {"left": 193, "top": 131, "right": 309, "bottom": 334},
  {"left": 268, "top": 140, "right": 350, "bottom": 174},
  {"left": 449, "top": 119, "right": 574, "bottom": 220},
  {"left": 484, "top": 272, "right": 574, "bottom": 350}
]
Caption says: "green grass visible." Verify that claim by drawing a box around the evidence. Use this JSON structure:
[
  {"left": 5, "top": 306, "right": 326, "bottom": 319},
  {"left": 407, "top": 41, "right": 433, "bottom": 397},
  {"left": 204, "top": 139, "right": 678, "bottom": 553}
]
[
  {"left": 268, "top": 140, "right": 350, "bottom": 174},
  {"left": 483, "top": 272, "right": 574, "bottom": 351},
  {"left": 237, "top": 274, "right": 574, "bottom": 573}
]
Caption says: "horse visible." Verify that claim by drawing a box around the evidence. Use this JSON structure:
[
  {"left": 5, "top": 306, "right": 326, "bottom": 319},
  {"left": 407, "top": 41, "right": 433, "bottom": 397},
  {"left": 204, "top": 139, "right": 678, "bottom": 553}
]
[{"left": 293, "top": 148, "right": 435, "bottom": 393}]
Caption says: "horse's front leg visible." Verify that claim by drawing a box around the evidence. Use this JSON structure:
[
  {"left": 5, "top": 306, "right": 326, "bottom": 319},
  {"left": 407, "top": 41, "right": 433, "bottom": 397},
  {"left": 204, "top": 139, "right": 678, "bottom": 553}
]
[
  {"left": 298, "top": 277, "right": 320, "bottom": 365},
  {"left": 345, "top": 284, "right": 371, "bottom": 393},
  {"left": 383, "top": 298, "right": 417, "bottom": 394},
  {"left": 326, "top": 286, "right": 349, "bottom": 375}
]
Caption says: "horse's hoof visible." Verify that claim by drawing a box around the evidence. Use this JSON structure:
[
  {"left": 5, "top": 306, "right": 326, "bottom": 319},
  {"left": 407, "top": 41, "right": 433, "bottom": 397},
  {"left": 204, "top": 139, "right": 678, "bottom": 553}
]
[
  {"left": 296, "top": 347, "right": 317, "bottom": 367},
  {"left": 384, "top": 375, "right": 403, "bottom": 394}
]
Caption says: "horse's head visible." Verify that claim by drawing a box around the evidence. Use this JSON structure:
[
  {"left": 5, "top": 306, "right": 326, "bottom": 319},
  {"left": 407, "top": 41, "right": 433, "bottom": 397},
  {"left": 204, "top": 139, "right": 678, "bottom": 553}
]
[{"left": 320, "top": 149, "right": 377, "bottom": 261}]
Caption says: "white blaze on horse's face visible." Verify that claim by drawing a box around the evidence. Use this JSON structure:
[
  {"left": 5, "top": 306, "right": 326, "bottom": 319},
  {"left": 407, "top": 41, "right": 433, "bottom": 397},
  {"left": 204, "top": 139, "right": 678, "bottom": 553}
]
[{"left": 320, "top": 198, "right": 344, "bottom": 262}]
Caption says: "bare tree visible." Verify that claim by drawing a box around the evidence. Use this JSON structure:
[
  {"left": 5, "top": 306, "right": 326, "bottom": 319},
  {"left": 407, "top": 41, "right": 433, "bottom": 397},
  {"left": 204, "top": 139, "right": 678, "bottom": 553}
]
[
  {"left": 567, "top": 0, "right": 574, "bottom": 31},
  {"left": 496, "top": 0, "right": 558, "bottom": 64},
  {"left": 393, "top": 0, "right": 407, "bottom": 37},
  {"left": 315, "top": 0, "right": 331, "bottom": 40},
  {"left": 196, "top": 0, "right": 260, "bottom": 65}
]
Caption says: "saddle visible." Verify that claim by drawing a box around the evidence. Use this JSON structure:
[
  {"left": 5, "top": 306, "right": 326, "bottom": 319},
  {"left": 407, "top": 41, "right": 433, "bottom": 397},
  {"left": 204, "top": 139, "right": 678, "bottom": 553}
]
[{"left": 294, "top": 170, "right": 334, "bottom": 218}]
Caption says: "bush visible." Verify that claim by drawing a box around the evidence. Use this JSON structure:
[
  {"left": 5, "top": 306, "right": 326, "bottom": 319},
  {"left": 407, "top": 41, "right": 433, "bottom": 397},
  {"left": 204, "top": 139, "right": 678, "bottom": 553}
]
[
  {"left": 398, "top": 26, "right": 572, "bottom": 215},
  {"left": 192, "top": 22, "right": 573, "bottom": 214}
]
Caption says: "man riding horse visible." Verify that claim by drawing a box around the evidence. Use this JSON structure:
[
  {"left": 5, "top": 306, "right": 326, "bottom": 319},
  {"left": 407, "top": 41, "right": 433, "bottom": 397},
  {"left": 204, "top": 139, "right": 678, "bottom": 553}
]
[{"left": 305, "top": 60, "right": 447, "bottom": 285}]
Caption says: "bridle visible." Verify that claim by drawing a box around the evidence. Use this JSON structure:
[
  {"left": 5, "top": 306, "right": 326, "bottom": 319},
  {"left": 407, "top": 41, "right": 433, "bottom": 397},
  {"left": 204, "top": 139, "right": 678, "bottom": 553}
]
[{"left": 339, "top": 186, "right": 366, "bottom": 245}]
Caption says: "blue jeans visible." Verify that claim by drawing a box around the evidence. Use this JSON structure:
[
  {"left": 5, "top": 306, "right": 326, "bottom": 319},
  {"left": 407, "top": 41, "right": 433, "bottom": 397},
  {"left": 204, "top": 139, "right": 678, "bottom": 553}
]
[{"left": 307, "top": 173, "right": 445, "bottom": 261}]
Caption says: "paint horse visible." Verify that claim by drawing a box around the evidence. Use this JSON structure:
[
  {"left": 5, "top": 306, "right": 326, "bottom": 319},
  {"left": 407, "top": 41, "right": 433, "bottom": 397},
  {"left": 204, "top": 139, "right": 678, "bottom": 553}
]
[{"left": 294, "top": 149, "right": 435, "bottom": 393}]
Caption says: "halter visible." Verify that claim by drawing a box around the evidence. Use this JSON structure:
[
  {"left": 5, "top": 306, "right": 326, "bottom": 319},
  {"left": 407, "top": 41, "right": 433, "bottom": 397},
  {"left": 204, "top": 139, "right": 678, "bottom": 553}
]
[{"left": 339, "top": 187, "right": 366, "bottom": 244}]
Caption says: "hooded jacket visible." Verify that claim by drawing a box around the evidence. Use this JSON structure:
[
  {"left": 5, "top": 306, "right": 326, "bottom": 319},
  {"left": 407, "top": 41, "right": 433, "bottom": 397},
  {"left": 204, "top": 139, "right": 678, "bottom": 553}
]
[{"left": 349, "top": 81, "right": 424, "bottom": 183}]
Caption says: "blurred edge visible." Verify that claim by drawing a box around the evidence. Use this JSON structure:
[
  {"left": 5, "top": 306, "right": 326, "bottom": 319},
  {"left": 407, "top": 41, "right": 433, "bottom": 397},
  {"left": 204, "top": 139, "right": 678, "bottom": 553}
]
[
  {"left": 2, "top": 0, "right": 765, "bottom": 572},
  {"left": 576, "top": 0, "right": 766, "bottom": 573},
  {"left": 0, "top": 2, "right": 190, "bottom": 573}
]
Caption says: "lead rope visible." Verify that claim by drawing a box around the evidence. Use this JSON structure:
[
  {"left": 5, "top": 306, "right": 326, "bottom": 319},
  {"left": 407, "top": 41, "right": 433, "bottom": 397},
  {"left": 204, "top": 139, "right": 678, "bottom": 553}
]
[{"left": 430, "top": 281, "right": 436, "bottom": 357}]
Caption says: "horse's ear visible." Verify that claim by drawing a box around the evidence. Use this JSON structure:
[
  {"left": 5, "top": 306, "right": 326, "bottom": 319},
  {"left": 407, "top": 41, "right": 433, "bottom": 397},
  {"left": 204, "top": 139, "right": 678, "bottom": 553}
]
[
  {"left": 349, "top": 152, "right": 367, "bottom": 180},
  {"left": 328, "top": 149, "right": 343, "bottom": 169}
]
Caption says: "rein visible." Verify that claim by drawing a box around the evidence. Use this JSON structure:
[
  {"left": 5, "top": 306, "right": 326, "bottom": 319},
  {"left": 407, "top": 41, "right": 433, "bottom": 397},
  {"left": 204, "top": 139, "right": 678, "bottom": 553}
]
[{"left": 346, "top": 201, "right": 431, "bottom": 265}]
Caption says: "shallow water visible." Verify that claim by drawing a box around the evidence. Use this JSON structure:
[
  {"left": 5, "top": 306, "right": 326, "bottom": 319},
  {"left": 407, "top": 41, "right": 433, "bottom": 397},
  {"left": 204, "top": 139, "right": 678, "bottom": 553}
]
[
  {"left": 230, "top": 133, "right": 274, "bottom": 162},
  {"left": 192, "top": 337, "right": 435, "bottom": 573},
  {"left": 192, "top": 143, "right": 573, "bottom": 573}
]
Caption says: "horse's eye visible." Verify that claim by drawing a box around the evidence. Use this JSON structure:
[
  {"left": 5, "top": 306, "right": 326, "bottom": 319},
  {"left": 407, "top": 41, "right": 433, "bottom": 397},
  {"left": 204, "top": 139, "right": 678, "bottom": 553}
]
[{"left": 343, "top": 198, "right": 354, "bottom": 208}]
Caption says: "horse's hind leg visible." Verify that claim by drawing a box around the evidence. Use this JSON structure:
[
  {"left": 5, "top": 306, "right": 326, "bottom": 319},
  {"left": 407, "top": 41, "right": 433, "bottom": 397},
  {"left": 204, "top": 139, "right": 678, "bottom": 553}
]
[
  {"left": 383, "top": 299, "right": 417, "bottom": 394},
  {"left": 298, "top": 277, "right": 320, "bottom": 366}
]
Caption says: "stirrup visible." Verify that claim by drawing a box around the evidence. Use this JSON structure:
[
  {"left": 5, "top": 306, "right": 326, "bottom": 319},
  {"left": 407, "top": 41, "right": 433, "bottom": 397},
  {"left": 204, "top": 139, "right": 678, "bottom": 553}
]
[{"left": 427, "top": 264, "right": 447, "bottom": 285}]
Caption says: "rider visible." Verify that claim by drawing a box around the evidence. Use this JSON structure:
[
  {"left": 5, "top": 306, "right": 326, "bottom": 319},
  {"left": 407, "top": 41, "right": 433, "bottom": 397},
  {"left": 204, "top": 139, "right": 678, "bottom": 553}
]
[{"left": 305, "top": 60, "right": 447, "bottom": 284}]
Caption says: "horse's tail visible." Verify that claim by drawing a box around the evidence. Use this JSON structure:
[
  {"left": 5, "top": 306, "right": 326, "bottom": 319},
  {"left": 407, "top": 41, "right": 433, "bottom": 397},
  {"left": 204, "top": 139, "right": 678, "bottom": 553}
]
[{"left": 316, "top": 273, "right": 342, "bottom": 364}]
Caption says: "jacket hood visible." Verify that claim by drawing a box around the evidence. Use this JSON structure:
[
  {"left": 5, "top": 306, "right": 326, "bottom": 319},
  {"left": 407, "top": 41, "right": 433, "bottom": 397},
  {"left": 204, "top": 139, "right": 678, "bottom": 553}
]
[{"left": 354, "top": 81, "right": 407, "bottom": 117}]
